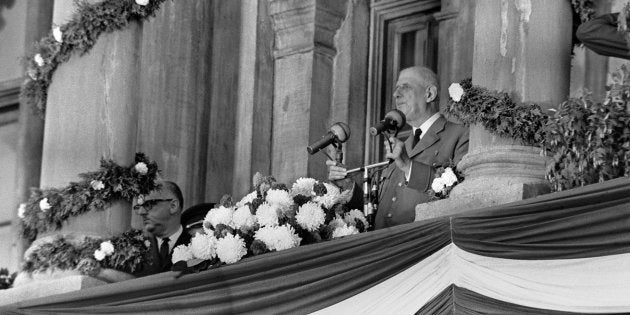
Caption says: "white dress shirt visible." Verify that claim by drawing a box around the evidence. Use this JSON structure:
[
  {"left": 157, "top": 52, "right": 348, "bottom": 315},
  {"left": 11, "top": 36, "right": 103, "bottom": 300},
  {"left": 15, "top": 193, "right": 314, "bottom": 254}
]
[{"left": 157, "top": 225, "right": 183, "bottom": 253}]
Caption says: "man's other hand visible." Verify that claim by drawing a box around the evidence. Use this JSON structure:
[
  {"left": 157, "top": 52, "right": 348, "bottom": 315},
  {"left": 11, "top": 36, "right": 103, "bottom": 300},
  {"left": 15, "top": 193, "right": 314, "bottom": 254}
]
[
  {"left": 326, "top": 159, "right": 347, "bottom": 181},
  {"left": 326, "top": 160, "right": 355, "bottom": 190},
  {"left": 385, "top": 136, "right": 411, "bottom": 175}
]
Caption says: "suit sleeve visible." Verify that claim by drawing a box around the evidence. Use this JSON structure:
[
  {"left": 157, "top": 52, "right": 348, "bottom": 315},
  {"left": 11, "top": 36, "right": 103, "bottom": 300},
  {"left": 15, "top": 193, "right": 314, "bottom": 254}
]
[{"left": 576, "top": 13, "right": 630, "bottom": 59}]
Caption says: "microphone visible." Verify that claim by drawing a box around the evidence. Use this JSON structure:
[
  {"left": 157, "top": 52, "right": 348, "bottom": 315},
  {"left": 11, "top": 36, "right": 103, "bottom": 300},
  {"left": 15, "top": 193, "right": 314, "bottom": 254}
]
[
  {"left": 369, "top": 109, "right": 406, "bottom": 136},
  {"left": 307, "top": 122, "right": 350, "bottom": 155}
]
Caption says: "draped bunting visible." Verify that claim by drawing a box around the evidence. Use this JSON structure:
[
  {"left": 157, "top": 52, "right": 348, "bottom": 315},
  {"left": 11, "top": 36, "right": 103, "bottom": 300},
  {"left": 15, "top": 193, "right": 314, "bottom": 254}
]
[{"left": 2, "top": 177, "right": 630, "bottom": 314}]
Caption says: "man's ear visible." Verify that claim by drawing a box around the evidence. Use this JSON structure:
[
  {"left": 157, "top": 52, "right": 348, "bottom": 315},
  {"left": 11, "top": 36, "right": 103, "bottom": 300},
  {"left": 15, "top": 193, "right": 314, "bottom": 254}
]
[
  {"left": 169, "top": 199, "right": 180, "bottom": 215},
  {"left": 426, "top": 85, "right": 437, "bottom": 103}
]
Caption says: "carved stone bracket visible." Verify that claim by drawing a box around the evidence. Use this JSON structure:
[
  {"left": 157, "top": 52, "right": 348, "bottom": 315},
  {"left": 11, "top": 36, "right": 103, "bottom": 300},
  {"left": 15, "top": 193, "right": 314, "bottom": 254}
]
[{"left": 270, "top": 0, "right": 347, "bottom": 59}]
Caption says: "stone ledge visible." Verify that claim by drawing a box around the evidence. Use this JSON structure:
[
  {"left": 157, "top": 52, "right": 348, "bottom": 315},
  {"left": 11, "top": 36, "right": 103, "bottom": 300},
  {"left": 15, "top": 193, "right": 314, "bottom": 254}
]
[
  {"left": 1, "top": 269, "right": 135, "bottom": 306},
  {"left": 0, "top": 274, "right": 105, "bottom": 306},
  {"left": 416, "top": 179, "right": 551, "bottom": 221}
]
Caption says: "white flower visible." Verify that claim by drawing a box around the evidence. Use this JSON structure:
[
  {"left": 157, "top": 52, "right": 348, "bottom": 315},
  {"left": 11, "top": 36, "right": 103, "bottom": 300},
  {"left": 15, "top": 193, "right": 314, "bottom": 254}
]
[
  {"left": 204, "top": 206, "right": 234, "bottom": 228},
  {"left": 34, "top": 54, "right": 44, "bottom": 67},
  {"left": 337, "top": 189, "right": 353, "bottom": 205},
  {"left": 290, "top": 177, "right": 317, "bottom": 196},
  {"left": 135, "top": 0, "right": 149, "bottom": 5},
  {"left": 99, "top": 241, "right": 115, "bottom": 255},
  {"left": 313, "top": 183, "right": 342, "bottom": 209},
  {"left": 39, "top": 198, "right": 51, "bottom": 212},
  {"left": 448, "top": 83, "right": 464, "bottom": 102},
  {"left": 134, "top": 162, "right": 148, "bottom": 175},
  {"left": 52, "top": 26, "right": 63, "bottom": 43},
  {"left": 215, "top": 234, "right": 247, "bottom": 264},
  {"left": 332, "top": 224, "right": 359, "bottom": 238},
  {"left": 431, "top": 177, "right": 446, "bottom": 193},
  {"left": 265, "top": 189, "right": 293, "bottom": 214},
  {"left": 255, "top": 202, "right": 280, "bottom": 227},
  {"left": 344, "top": 209, "right": 368, "bottom": 228},
  {"left": 328, "top": 216, "right": 346, "bottom": 230},
  {"left": 232, "top": 205, "right": 257, "bottom": 230},
  {"left": 172, "top": 244, "right": 194, "bottom": 263},
  {"left": 190, "top": 233, "right": 217, "bottom": 260},
  {"left": 235, "top": 191, "right": 257, "bottom": 208},
  {"left": 90, "top": 180, "right": 105, "bottom": 191},
  {"left": 17, "top": 203, "right": 26, "bottom": 219},
  {"left": 136, "top": 194, "right": 145, "bottom": 205},
  {"left": 144, "top": 240, "right": 151, "bottom": 248},
  {"left": 203, "top": 222, "right": 214, "bottom": 236},
  {"left": 295, "top": 202, "right": 325, "bottom": 231},
  {"left": 94, "top": 249, "right": 106, "bottom": 261},
  {"left": 254, "top": 225, "right": 301, "bottom": 251},
  {"left": 441, "top": 167, "right": 459, "bottom": 187}
]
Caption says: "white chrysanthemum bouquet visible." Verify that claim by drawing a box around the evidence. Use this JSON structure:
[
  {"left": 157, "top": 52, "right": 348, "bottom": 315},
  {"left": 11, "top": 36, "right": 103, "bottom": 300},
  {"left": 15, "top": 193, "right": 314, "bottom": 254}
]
[
  {"left": 428, "top": 164, "right": 463, "bottom": 200},
  {"left": 172, "top": 172, "right": 369, "bottom": 272}
]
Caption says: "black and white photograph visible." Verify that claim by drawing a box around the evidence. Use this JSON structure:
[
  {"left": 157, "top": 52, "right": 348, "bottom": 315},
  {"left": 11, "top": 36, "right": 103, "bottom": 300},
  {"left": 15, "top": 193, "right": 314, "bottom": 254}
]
[{"left": 0, "top": 0, "right": 629, "bottom": 314}]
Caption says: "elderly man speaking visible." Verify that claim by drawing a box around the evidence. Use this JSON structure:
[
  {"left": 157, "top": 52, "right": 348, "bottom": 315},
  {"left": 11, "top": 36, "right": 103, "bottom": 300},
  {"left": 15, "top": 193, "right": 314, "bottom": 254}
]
[{"left": 328, "top": 66, "right": 469, "bottom": 229}]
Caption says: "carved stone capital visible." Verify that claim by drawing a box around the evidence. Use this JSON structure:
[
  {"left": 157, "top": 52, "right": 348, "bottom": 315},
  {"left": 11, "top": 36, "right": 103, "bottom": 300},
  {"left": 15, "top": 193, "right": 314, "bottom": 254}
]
[{"left": 270, "top": 0, "right": 347, "bottom": 59}]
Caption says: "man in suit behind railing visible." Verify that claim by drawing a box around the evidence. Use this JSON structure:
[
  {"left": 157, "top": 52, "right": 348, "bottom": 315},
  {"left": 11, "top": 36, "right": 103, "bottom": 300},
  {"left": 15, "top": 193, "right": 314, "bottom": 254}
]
[{"left": 328, "top": 66, "right": 469, "bottom": 229}]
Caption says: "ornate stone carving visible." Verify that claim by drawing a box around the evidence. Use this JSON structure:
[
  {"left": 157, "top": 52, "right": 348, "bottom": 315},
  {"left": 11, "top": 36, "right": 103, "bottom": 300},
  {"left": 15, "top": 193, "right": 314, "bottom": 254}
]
[{"left": 270, "top": 0, "right": 346, "bottom": 59}]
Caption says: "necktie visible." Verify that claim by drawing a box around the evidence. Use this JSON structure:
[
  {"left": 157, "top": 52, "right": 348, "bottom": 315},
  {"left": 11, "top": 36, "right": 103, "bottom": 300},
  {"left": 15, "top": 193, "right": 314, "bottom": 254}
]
[
  {"left": 159, "top": 237, "right": 170, "bottom": 262},
  {"left": 412, "top": 128, "right": 422, "bottom": 147}
]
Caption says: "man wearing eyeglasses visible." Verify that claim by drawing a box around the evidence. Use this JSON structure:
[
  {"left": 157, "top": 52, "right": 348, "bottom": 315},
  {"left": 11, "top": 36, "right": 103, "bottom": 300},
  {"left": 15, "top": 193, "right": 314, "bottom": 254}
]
[{"left": 133, "top": 181, "right": 192, "bottom": 276}]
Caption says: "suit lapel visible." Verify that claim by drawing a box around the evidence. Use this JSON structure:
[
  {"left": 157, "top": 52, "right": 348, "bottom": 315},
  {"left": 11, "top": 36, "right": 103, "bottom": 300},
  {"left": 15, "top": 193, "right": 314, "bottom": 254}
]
[{"left": 406, "top": 116, "right": 446, "bottom": 159}]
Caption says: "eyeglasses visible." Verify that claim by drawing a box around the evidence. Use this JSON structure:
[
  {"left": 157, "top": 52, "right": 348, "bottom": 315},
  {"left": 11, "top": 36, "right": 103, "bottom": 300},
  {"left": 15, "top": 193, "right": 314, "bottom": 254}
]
[{"left": 133, "top": 199, "right": 173, "bottom": 212}]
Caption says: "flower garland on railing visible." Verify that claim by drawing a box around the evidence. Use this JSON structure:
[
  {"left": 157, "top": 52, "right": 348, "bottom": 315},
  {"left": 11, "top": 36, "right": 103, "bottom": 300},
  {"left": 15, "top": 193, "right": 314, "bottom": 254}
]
[
  {"left": 446, "top": 79, "right": 548, "bottom": 146},
  {"left": 18, "top": 153, "right": 160, "bottom": 242},
  {"left": 446, "top": 64, "right": 630, "bottom": 192},
  {"left": 21, "top": 0, "right": 167, "bottom": 116},
  {"left": 22, "top": 229, "right": 151, "bottom": 277},
  {"left": 171, "top": 173, "right": 369, "bottom": 273}
]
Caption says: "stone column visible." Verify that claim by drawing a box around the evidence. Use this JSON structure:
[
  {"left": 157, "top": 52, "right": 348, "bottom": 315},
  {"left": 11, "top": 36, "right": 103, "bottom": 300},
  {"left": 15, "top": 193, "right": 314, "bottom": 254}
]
[
  {"left": 12, "top": 0, "right": 53, "bottom": 275},
  {"left": 583, "top": 0, "right": 611, "bottom": 103},
  {"left": 39, "top": 25, "right": 141, "bottom": 237},
  {"left": 435, "top": 0, "right": 475, "bottom": 111},
  {"left": 269, "top": 0, "right": 347, "bottom": 184},
  {"left": 416, "top": 0, "right": 572, "bottom": 219},
  {"left": 329, "top": 0, "right": 369, "bottom": 172},
  {"left": 9, "top": 0, "right": 142, "bottom": 301},
  {"left": 136, "top": 0, "right": 213, "bottom": 211}
]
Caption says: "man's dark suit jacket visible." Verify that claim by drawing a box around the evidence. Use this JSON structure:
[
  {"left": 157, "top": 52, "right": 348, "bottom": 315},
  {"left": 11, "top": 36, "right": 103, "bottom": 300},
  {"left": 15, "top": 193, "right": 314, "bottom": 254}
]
[
  {"left": 374, "top": 115, "right": 469, "bottom": 229},
  {"left": 134, "top": 227, "right": 192, "bottom": 277}
]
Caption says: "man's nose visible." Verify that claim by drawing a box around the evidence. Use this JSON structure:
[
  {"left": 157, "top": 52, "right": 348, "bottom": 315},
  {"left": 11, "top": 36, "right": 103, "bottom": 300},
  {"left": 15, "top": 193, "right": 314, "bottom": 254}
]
[{"left": 136, "top": 207, "right": 148, "bottom": 215}]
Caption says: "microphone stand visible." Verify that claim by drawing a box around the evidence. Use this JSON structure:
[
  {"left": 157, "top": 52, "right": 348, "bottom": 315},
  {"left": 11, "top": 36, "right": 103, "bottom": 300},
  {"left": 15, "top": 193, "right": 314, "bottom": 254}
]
[{"left": 347, "top": 161, "right": 390, "bottom": 223}]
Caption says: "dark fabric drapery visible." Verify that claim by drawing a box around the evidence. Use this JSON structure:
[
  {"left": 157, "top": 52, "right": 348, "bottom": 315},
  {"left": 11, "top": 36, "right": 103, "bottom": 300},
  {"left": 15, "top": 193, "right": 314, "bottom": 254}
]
[
  {"left": 417, "top": 285, "right": 588, "bottom": 315},
  {"left": 3, "top": 177, "right": 630, "bottom": 314},
  {"left": 577, "top": 13, "right": 630, "bottom": 59}
]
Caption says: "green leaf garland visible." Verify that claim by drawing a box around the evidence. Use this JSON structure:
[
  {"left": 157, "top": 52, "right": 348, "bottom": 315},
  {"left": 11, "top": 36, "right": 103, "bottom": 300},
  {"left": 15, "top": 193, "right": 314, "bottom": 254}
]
[
  {"left": 19, "top": 153, "right": 160, "bottom": 241},
  {"left": 22, "top": 229, "right": 150, "bottom": 277},
  {"left": 446, "top": 78, "right": 548, "bottom": 146},
  {"left": 446, "top": 69, "right": 630, "bottom": 192},
  {"left": 21, "top": 0, "right": 168, "bottom": 116}
]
